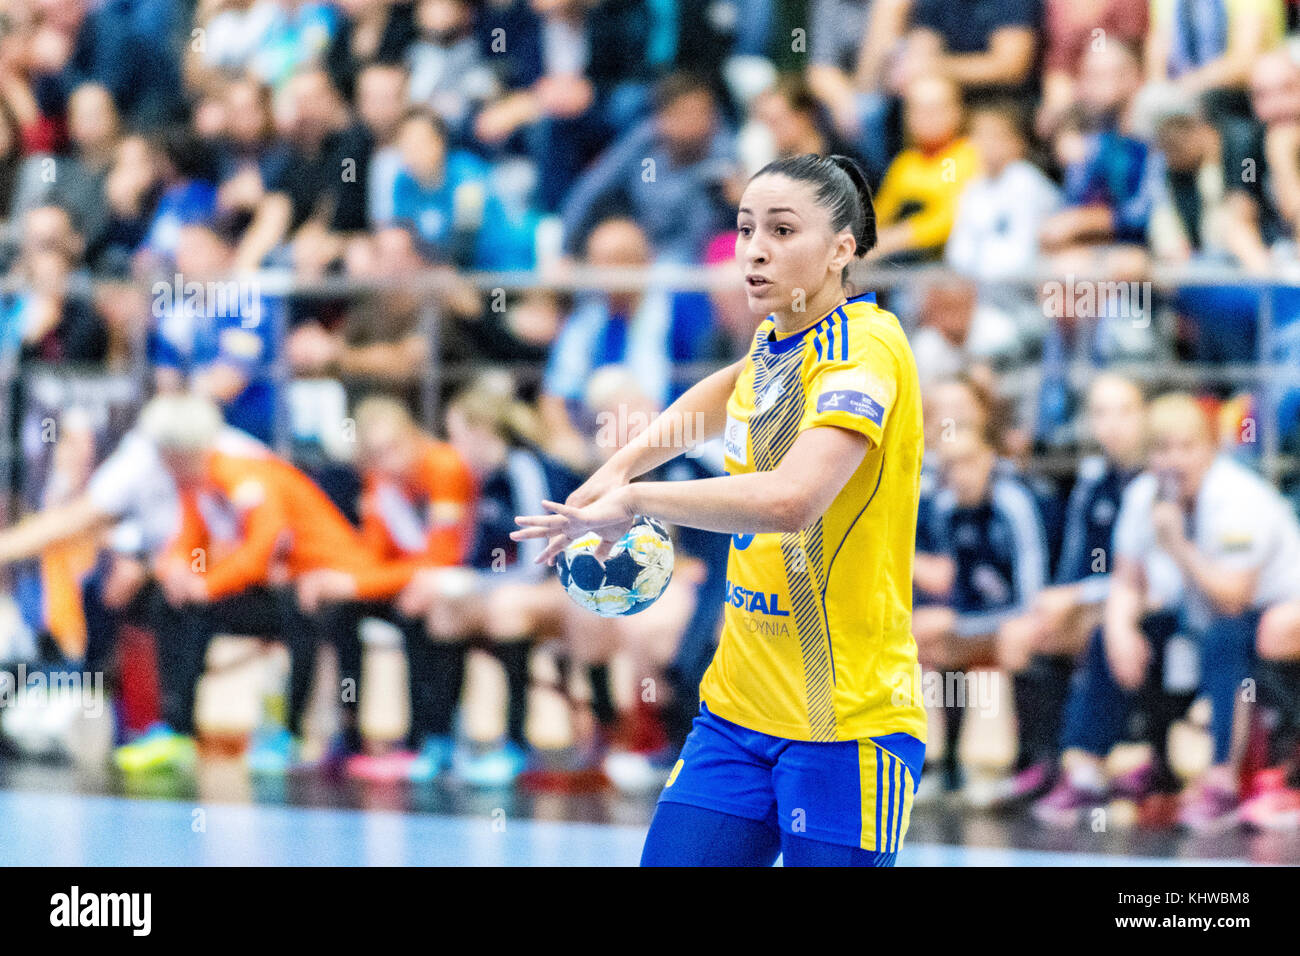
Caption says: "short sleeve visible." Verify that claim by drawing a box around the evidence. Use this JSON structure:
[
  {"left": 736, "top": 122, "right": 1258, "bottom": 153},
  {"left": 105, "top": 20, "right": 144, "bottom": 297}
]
[
  {"left": 87, "top": 437, "right": 149, "bottom": 518},
  {"left": 1203, "top": 500, "right": 1273, "bottom": 573},
  {"left": 911, "top": 0, "right": 945, "bottom": 32},
  {"left": 995, "top": 0, "right": 1042, "bottom": 31},
  {"left": 1220, "top": 117, "right": 1265, "bottom": 201},
  {"left": 798, "top": 328, "right": 898, "bottom": 449}
]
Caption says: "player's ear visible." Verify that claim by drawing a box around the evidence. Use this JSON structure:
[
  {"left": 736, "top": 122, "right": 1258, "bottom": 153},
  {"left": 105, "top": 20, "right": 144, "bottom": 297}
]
[{"left": 829, "top": 230, "right": 856, "bottom": 274}]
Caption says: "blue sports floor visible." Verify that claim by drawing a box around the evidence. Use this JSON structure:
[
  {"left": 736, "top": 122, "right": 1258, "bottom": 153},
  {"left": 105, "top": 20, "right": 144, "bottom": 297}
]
[{"left": 0, "top": 787, "right": 1272, "bottom": 866}]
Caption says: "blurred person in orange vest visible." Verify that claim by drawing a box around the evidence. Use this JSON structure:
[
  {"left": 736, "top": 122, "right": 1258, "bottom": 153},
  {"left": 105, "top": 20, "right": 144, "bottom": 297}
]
[
  {"left": 113, "top": 393, "right": 405, "bottom": 775},
  {"left": 295, "top": 395, "right": 475, "bottom": 782}
]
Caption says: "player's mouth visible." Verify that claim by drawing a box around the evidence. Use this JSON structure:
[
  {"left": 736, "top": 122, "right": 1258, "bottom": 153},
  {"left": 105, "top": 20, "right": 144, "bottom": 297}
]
[{"left": 746, "top": 274, "right": 773, "bottom": 291}]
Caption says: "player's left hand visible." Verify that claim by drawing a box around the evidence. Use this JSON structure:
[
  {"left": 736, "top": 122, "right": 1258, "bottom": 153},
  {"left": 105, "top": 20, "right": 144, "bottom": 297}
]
[
  {"left": 296, "top": 569, "right": 357, "bottom": 614},
  {"left": 1151, "top": 500, "right": 1188, "bottom": 554},
  {"left": 511, "top": 489, "right": 635, "bottom": 567}
]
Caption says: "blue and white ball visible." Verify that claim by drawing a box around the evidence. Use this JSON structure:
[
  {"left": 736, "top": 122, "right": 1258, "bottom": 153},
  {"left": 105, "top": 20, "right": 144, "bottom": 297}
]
[{"left": 556, "top": 516, "right": 674, "bottom": 617}]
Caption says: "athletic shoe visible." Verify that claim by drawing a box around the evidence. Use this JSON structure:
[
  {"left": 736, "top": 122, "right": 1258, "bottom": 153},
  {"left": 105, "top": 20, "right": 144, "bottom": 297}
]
[
  {"left": 973, "top": 760, "right": 1055, "bottom": 809},
  {"left": 1111, "top": 760, "right": 1159, "bottom": 800},
  {"left": 1239, "top": 786, "right": 1300, "bottom": 831},
  {"left": 112, "top": 723, "right": 197, "bottom": 774},
  {"left": 406, "top": 736, "right": 455, "bottom": 783},
  {"left": 1238, "top": 767, "right": 1300, "bottom": 831},
  {"left": 1176, "top": 782, "right": 1240, "bottom": 833},
  {"left": 603, "top": 747, "right": 674, "bottom": 793},
  {"left": 911, "top": 770, "right": 944, "bottom": 806},
  {"left": 454, "top": 741, "right": 529, "bottom": 788},
  {"left": 346, "top": 750, "right": 415, "bottom": 783},
  {"left": 246, "top": 725, "right": 299, "bottom": 776},
  {"left": 1032, "top": 778, "right": 1108, "bottom": 828}
]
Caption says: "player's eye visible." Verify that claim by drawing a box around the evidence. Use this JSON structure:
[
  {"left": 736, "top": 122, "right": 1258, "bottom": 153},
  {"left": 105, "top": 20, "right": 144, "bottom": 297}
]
[
  {"left": 737, "top": 224, "right": 753, "bottom": 237},
  {"left": 774, "top": 225, "right": 793, "bottom": 237}
]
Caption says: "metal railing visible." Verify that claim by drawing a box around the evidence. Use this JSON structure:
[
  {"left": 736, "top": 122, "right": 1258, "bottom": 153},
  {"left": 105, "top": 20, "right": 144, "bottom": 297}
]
[{"left": 2, "top": 261, "right": 1299, "bottom": 513}]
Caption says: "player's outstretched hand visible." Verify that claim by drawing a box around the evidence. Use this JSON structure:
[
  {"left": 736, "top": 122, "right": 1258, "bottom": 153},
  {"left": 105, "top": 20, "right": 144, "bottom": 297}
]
[{"left": 511, "top": 490, "right": 635, "bottom": 566}]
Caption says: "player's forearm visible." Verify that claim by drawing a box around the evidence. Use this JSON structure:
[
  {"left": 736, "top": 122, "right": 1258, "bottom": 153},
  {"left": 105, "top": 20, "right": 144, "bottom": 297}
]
[
  {"left": 1104, "top": 575, "right": 1144, "bottom": 638},
  {"left": 1167, "top": 539, "right": 1256, "bottom": 616},
  {"left": 605, "top": 360, "right": 743, "bottom": 481},
  {"left": 0, "top": 497, "right": 110, "bottom": 565},
  {"left": 913, "top": 552, "right": 954, "bottom": 598},
  {"left": 937, "top": 33, "right": 1035, "bottom": 88},
  {"left": 623, "top": 471, "right": 806, "bottom": 535}
]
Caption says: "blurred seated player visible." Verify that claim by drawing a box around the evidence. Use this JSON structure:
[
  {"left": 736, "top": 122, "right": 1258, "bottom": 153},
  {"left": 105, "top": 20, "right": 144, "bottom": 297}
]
[
  {"left": 1034, "top": 394, "right": 1300, "bottom": 832},
  {"left": 993, "top": 374, "right": 1147, "bottom": 805},
  {"left": 913, "top": 425, "right": 1049, "bottom": 794},
  {"left": 294, "top": 396, "right": 475, "bottom": 782},
  {"left": 112, "top": 395, "right": 406, "bottom": 774},
  {"left": 150, "top": 223, "right": 279, "bottom": 443},
  {"left": 394, "top": 374, "right": 587, "bottom": 787},
  {"left": 6, "top": 410, "right": 99, "bottom": 664},
  {"left": 0, "top": 399, "right": 268, "bottom": 723},
  {"left": 580, "top": 366, "right": 732, "bottom": 790}
]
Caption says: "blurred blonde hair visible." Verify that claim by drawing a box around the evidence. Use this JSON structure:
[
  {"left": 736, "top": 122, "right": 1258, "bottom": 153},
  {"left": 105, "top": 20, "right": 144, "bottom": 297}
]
[
  {"left": 354, "top": 394, "right": 415, "bottom": 437},
  {"left": 1146, "top": 392, "right": 1213, "bottom": 445},
  {"left": 446, "top": 371, "right": 541, "bottom": 447},
  {"left": 139, "top": 392, "right": 223, "bottom": 452}
]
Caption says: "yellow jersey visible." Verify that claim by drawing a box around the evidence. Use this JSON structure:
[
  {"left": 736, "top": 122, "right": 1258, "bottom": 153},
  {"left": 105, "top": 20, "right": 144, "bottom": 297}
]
[
  {"left": 699, "top": 291, "right": 927, "bottom": 744},
  {"left": 873, "top": 137, "right": 979, "bottom": 255}
]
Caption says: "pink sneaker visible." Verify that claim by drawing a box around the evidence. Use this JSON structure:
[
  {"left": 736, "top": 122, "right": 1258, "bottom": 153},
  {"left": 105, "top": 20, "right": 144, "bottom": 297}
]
[
  {"left": 1032, "top": 778, "right": 1107, "bottom": 828},
  {"left": 1239, "top": 767, "right": 1300, "bottom": 831},
  {"left": 1111, "top": 761, "right": 1158, "bottom": 800},
  {"left": 982, "top": 761, "right": 1055, "bottom": 808},
  {"left": 346, "top": 750, "right": 416, "bottom": 782},
  {"left": 1177, "top": 782, "right": 1240, "bottom": 833},
  {"left": 1239, "top": 787, "right": 1300, "bottom": 831}
]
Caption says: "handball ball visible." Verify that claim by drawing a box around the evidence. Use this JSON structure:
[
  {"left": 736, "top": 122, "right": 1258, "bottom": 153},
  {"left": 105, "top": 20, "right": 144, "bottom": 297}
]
[{"left": 557, "top": 516, "right": 674, "bottom": 617}]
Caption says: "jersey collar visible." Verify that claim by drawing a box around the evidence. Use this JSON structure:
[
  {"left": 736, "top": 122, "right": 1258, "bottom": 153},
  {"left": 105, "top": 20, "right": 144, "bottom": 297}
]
[{"left": 763, "top": 291, "right": 876, "bottom": 355}]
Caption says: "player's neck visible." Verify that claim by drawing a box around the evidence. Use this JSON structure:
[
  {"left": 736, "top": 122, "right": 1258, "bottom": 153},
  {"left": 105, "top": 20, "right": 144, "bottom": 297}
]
[{"left": 771, "top": 287, "right": 847, "bottom": 338}]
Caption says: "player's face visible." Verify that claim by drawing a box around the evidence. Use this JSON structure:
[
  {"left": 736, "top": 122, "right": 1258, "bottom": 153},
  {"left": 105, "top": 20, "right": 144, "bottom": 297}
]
[
  {"left": 940, "top": 434, "right": 994, "bottom": 507},
  {"left": 445, "top": 407, "right": 503, "bottom": 474},
  {"left": 362, "top": 421, "right": 417, "bottom": 481},
  {"left": 1149, "top": 425, "right": 1214, "bottom": 502},
  {"left": 736, "top": 175, "right": 843, "bottom": 317},
  {"left": 1087, "top": 380, "right": 1145, "bottom": 467},
  {"left": 924, "top": 382, "right": 988, "bottom": 450},
  {"left": 160, "top": 448, "right": 207, "bottom": 491}
]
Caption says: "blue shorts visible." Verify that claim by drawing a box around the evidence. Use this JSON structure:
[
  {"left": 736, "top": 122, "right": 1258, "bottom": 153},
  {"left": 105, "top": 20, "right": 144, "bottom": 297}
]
[{"left": 658, "top": 703, "right": 925, "bottom": 852}]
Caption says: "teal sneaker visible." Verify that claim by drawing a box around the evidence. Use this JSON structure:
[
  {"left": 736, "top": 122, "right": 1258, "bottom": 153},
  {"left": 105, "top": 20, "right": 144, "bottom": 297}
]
[
  {"left": 246, "top": 725, "right": 299, "bottom": 775},
  {"left": 406, "top": 736, "right": 455, "bottom": 783},
  {"left": 454, "top": 740, "right": 529, "bottom": 788},
  {"left": 113, "top": 723, "right": 198, "bottom": 774}
]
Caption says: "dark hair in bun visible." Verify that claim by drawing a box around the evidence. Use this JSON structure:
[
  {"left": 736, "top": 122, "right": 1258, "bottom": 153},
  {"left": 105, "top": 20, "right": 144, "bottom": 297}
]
[{"left": 749, "top": 152, "right": 877, "bottom": 282}]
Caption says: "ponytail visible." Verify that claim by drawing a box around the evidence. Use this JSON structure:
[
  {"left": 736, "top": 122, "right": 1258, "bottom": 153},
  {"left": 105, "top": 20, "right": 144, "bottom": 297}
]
[
  {"left": 749, "top": 152, "right": 878, "bottom": 283},
  {"left": 827, "top": 154, "right": 876, "bottom": 258}
]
